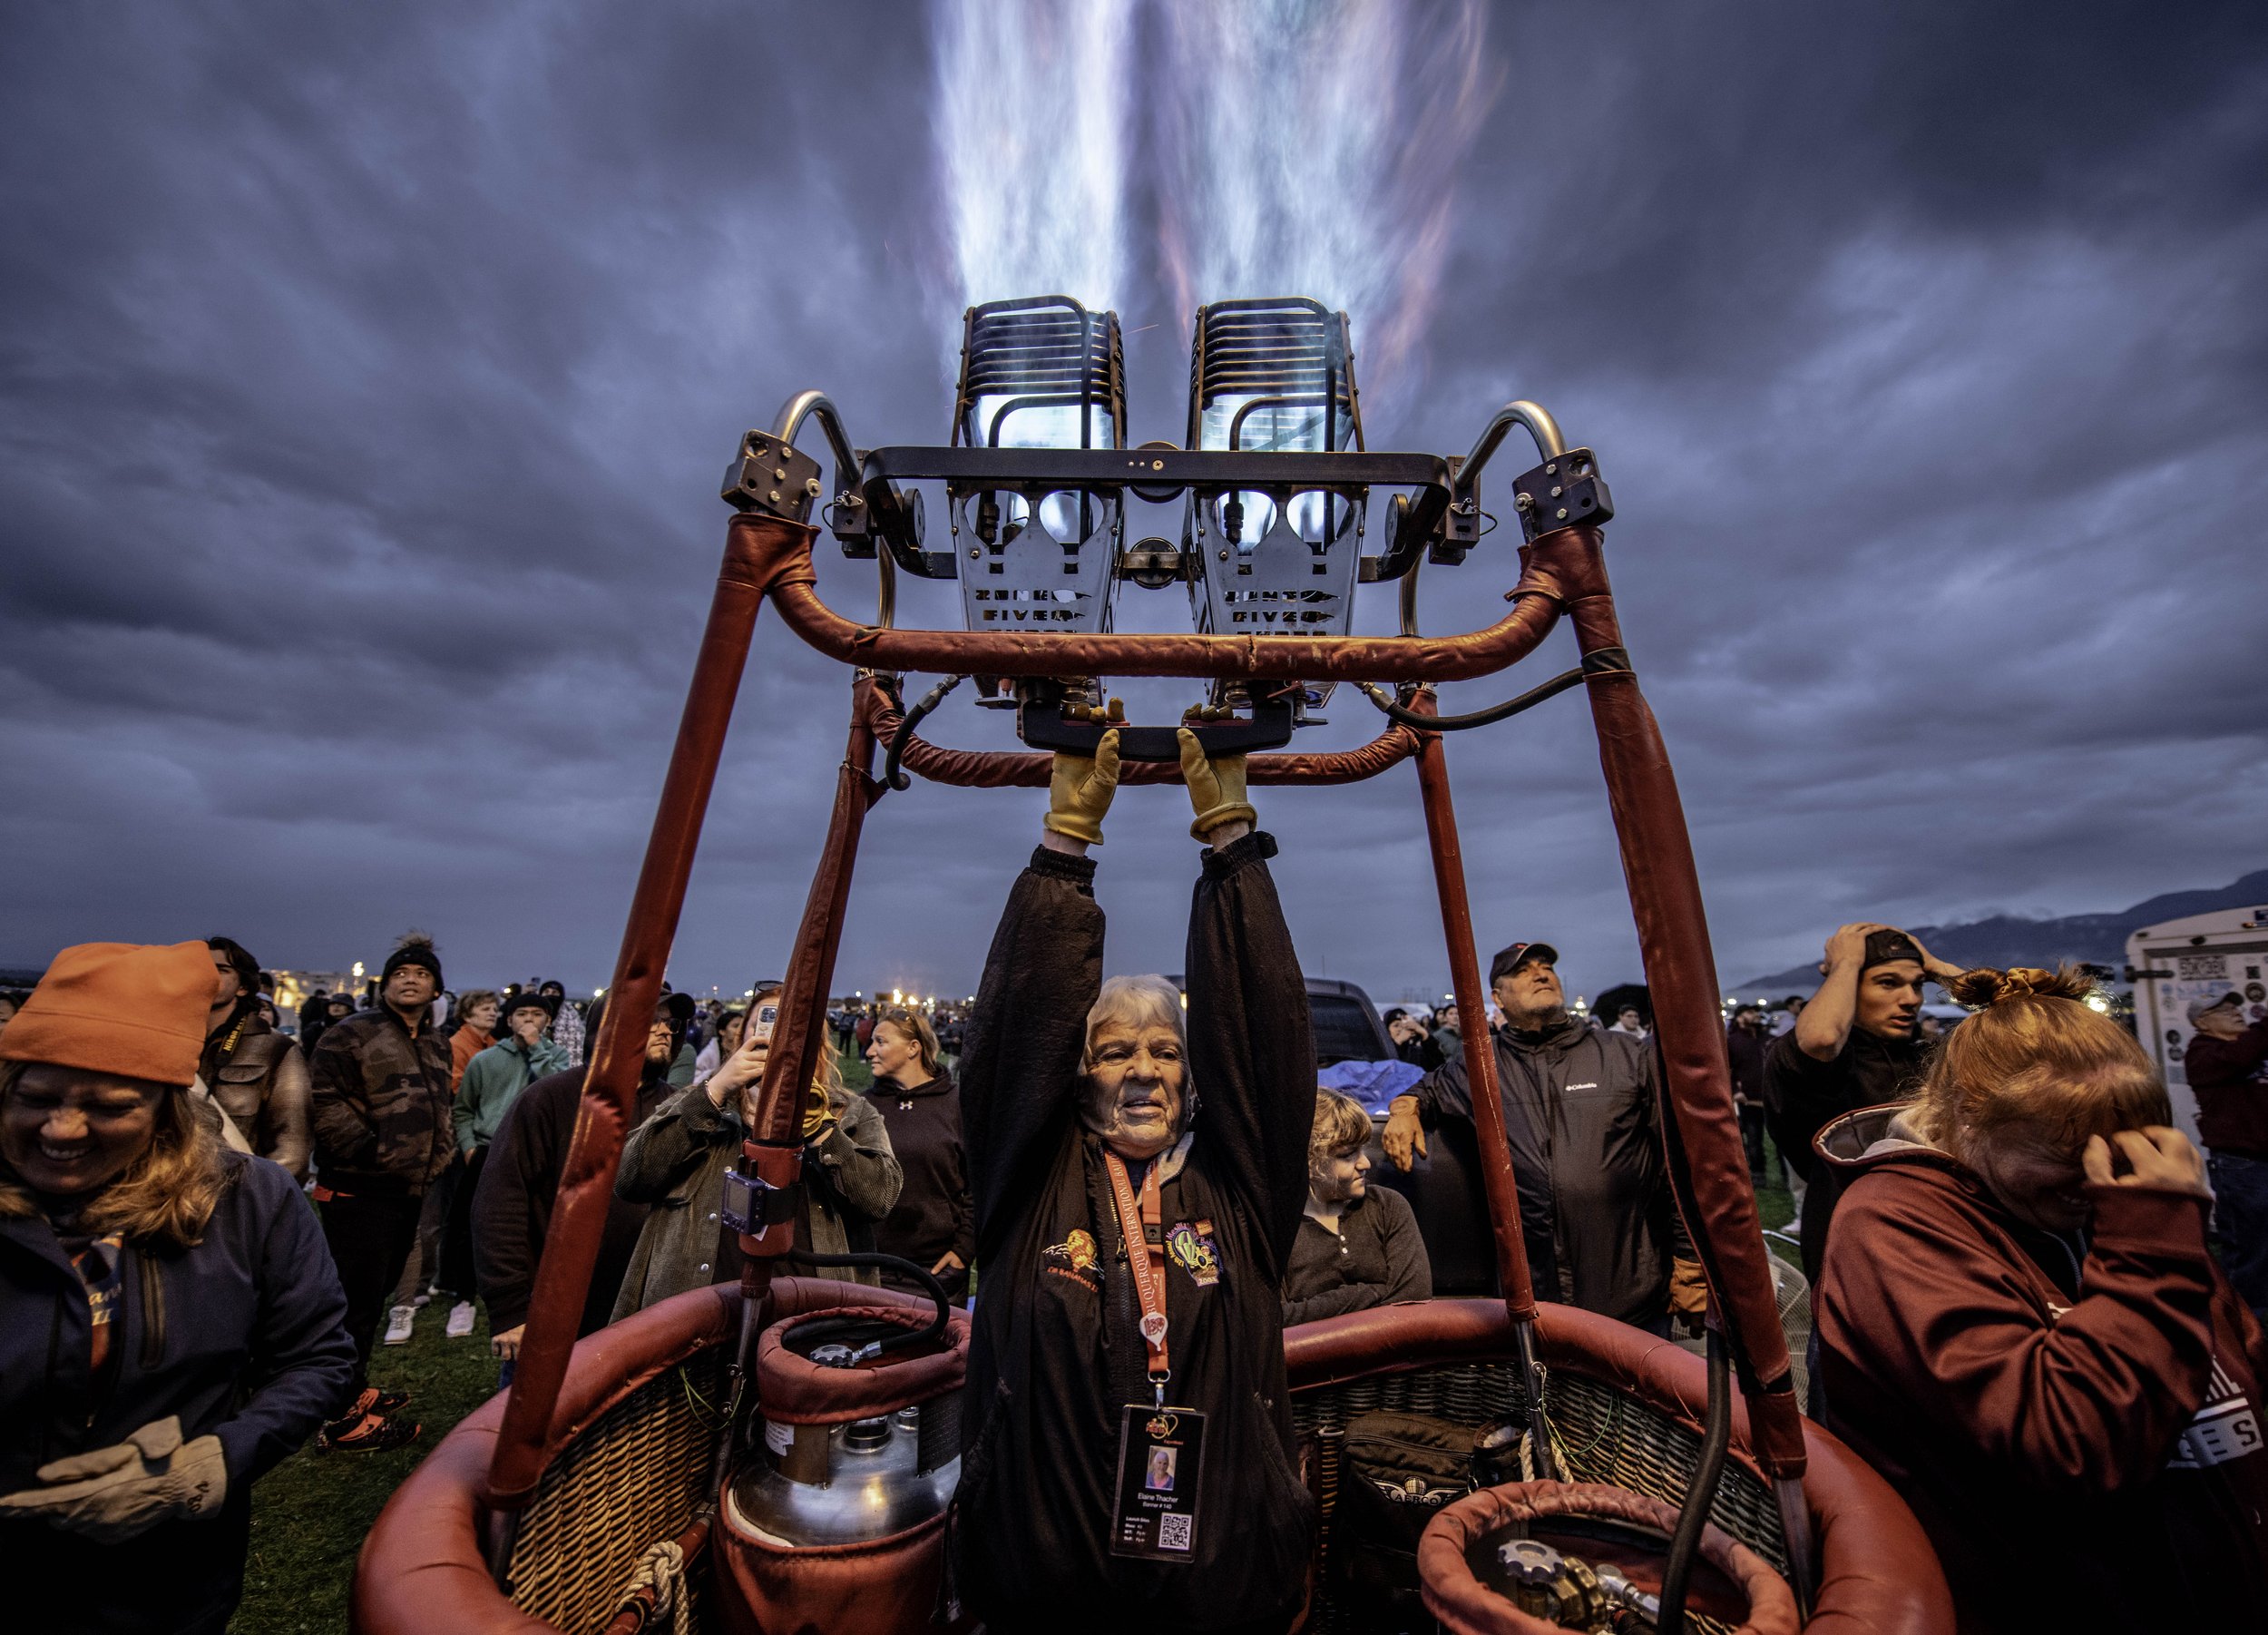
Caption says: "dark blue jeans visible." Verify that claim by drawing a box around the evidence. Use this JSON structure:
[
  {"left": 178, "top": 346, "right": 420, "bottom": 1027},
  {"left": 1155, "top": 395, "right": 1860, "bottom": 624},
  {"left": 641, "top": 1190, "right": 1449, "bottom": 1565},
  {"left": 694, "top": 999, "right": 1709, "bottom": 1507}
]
[{"left": 2208, "top": 1149, "right": 2268, "bottom": 1318}]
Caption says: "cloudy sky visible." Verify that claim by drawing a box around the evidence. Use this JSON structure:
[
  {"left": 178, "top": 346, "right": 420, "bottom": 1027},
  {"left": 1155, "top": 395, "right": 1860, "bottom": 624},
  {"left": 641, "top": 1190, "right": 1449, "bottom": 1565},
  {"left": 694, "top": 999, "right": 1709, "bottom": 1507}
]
[{"left": 5, "top": 1, "right": 2263, "bottom": 1008}]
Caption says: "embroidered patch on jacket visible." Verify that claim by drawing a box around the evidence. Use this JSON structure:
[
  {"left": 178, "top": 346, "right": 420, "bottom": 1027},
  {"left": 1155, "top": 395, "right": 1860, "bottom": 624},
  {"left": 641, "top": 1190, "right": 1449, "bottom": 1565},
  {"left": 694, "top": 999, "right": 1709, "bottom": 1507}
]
[
  {"left": 1042, "top": 1228, "right": 1102, "bottom": 1292},
  {"left": 1166, "top": 1221, "right": 1221, "bottom": 1287}
]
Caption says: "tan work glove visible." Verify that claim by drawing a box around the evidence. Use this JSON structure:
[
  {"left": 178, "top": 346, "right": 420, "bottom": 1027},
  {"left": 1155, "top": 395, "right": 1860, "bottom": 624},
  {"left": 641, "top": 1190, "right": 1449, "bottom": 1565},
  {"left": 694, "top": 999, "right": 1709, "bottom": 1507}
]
[
  {"left": 1670, "top": 1256, "right": 1709, "bottom": 1333},
  {"left": 1043, "top": 726, "right": 1121, "bottom": 846},
  {"left": 1382, "top": 1095, "right": 1427, "bottom": 1170},
  {"left": 1178, "top": 726, "right": 1256, "bottom": 841},
  {"left": 0, "top": 1415, "right": 226, "bottom": 1542}
]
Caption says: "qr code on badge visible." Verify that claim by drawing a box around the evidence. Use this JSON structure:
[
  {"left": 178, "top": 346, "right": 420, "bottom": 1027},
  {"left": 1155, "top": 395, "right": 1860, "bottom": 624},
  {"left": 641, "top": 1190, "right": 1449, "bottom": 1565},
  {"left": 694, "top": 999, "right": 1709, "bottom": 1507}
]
[{"left": 1158, "top": 1513, "right": 1193, "bottom": 1552}]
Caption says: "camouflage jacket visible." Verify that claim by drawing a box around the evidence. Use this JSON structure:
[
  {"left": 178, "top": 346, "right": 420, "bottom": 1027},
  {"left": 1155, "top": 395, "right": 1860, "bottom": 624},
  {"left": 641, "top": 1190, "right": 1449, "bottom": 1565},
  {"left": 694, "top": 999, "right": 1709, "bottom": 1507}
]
[{"left": 308, "top": 1008, "right": 456, "bottom": 1196}]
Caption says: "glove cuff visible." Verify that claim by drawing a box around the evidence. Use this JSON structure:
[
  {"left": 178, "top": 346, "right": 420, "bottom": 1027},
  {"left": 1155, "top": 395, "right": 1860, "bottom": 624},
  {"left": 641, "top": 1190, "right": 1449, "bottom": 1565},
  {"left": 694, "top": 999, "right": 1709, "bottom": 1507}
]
[
  {"left": 1188, "top": 800, "right": 1257, "bottom": 842},
  {"left": 1043, "top": 812, "right": 1105, "bottom": 846}
]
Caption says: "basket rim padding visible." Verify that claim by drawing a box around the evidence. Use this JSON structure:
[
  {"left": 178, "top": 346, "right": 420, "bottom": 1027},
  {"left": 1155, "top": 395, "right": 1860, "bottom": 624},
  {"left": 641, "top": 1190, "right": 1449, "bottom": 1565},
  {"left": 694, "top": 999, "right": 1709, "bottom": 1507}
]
[
  {"left": 1416, "top": 1478, "right": 1798, "bottom": 1635},
  {"left": 758, "top": 1300, "right": 971, "bottom": 1425},
  {"left": 1285, "top": 1297, "right": 1956, "bottom": 1635}
]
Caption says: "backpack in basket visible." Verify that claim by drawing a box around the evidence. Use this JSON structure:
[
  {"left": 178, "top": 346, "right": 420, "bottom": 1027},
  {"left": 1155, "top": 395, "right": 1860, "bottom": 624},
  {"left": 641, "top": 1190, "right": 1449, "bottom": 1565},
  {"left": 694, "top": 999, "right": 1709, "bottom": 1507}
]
[{"left": 1332, "top": 1411, "right": 1476, "bottom": 1630}]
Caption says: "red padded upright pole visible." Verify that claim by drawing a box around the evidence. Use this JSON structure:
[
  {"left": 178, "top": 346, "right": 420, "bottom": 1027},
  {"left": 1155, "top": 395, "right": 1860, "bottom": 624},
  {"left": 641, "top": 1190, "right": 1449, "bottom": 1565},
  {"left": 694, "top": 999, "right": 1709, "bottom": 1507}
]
[
  {"left": 1410, "top": 693, "right": 1557, "bottom": 1476},
  {"left": 483, "top": 514, "right": 814, "bottom": 1513},
  {"left": 1558, "top": 542, "right": 1809, "bottom": 1493}
]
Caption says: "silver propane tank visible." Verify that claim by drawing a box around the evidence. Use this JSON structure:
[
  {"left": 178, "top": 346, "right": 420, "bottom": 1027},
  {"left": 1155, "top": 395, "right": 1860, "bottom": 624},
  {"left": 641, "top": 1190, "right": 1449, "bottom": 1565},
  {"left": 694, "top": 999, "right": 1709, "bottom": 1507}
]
[{"left": 727, "top": 1341, "right": 963, "bottom": 1547}]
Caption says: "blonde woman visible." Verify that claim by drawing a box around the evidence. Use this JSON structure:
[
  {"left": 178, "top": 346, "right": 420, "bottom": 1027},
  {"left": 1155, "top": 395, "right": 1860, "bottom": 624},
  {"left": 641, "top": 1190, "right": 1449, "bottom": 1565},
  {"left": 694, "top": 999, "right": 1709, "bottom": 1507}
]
[
  {"left": 864, "top": 1005, "right": 973, "bottom": 1298},
  {"left": 1815, "top": 965, "right": 2268, "bottom": 1633},
  {"left": 0, "top": 944, "right": 354, "bottom": 1633}
]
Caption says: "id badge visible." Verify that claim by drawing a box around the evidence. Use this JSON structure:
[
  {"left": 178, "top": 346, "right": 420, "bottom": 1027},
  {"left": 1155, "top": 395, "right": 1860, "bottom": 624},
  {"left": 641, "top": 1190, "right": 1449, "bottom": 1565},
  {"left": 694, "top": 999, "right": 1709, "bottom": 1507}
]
[{"left": 1110, "top": 1403, "right": 1206, "bottom": 1561}]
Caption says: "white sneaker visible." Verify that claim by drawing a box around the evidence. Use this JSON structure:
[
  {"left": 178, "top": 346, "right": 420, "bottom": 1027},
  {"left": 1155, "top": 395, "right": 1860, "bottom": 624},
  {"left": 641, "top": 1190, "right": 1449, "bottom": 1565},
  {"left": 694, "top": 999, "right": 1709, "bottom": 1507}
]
[
  {"left": 445, "top": 1300, "right": 477, "bottom": 1339},
  {"left": 383, "top": 1305, "right": 416, "bottom": 1346}
]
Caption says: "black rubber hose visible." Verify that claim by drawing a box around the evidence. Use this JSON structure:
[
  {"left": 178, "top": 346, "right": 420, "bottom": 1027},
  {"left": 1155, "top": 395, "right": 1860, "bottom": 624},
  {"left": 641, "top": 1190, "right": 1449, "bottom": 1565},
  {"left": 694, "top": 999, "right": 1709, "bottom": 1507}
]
[
  {"left": 1658, "top": 1326, "right": 1734, "bottom": 1635},
  {"left": 1353, "top": 667, "right": 1585, "bottom": 731},
  {"left": 883, "top": 674, "right": 966, "bottom": 791},
  {"left": 785, "top": 1248, "right": 952, "bottom": 1356}
]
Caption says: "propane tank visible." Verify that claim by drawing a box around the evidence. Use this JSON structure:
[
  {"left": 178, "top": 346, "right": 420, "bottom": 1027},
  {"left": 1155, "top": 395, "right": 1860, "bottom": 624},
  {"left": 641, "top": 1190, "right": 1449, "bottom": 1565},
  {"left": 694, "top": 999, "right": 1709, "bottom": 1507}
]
[
  {"left": 728, "top": 1343, "right": 962, "bottom": 1546},
  {"left": 713, "top": 1298, "right": 972, "bottom": 1635}
]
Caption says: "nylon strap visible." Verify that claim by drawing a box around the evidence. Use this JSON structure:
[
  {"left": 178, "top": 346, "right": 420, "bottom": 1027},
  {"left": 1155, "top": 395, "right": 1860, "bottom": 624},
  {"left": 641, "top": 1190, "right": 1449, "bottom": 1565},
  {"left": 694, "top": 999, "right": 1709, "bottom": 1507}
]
[{"left": 1103, "top": 1150, "right": 1169, "bottom": 1387}]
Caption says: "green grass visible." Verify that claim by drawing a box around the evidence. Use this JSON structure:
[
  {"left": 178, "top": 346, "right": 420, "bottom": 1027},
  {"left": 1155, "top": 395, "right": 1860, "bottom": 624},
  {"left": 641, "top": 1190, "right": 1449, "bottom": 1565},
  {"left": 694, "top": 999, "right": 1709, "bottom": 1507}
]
[{"left": 235, "top": 1298, "right": 504, "bottom": 1634}]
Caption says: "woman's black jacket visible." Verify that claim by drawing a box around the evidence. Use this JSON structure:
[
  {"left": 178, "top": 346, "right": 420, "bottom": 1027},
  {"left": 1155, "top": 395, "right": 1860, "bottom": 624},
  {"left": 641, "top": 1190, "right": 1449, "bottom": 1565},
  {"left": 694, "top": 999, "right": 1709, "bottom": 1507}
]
[
  {"left": 954, "top": 834, "right": 1320, "bottom": 1634},
  {"left": 869, "top": 1069, "right": 973, "bottom": 1297}
]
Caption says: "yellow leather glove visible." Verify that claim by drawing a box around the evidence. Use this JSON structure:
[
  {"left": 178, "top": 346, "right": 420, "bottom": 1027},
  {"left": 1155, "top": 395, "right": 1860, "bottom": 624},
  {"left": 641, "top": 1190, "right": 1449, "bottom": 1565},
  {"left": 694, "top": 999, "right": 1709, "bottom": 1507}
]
[
  {"left": 1178, "top": 726, "right": 1256, "bottom": 841},
  {"left": 1043, "top": 727, "right": 1121, "bottom": 846},
  {"left": 0, "top": 1415, "right": 226, "bottom": 1542}
]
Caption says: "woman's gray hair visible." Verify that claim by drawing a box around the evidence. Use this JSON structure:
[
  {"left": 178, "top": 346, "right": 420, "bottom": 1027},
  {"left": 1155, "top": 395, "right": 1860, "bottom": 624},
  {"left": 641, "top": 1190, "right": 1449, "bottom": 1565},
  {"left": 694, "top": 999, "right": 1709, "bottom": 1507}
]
[
  {"left": 1081, "top": 974, "right": 1187, "bottom": 1068},
  {"left": 1078, "top": 974, "right": 1194, "bottom": 1136}
]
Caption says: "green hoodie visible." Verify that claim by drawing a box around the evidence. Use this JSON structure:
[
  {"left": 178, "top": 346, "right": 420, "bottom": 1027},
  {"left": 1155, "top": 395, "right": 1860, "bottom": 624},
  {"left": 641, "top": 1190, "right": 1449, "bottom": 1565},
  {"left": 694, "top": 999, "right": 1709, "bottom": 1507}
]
[{"left": 454, "top": 1034, "right": 569, "bottom": 1151}]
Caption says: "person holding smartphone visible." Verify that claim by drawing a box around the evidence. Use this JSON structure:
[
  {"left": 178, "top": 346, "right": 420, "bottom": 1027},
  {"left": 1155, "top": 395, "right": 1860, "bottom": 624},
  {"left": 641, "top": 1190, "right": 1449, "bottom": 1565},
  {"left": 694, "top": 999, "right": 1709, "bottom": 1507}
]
[
  {"left": 1813, "top": 964, "right": 2268, "bottom": 1633},
  {"left": 611, "top": 984, "right": 900, "bottom": 1315}
]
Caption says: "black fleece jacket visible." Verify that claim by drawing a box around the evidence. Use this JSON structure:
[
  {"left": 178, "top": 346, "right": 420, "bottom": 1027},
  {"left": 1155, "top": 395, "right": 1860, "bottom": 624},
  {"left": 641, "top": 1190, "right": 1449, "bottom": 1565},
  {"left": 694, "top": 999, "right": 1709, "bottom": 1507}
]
[
  {"left": 869, "top": 1069, "right": 974, "bottom": 1295},
  {"left": 472, "top": 1062, "right": 673, "bottom": 1335},
  {"left": 954, "top": 835, "right": 1318, "bottom": 1635}
]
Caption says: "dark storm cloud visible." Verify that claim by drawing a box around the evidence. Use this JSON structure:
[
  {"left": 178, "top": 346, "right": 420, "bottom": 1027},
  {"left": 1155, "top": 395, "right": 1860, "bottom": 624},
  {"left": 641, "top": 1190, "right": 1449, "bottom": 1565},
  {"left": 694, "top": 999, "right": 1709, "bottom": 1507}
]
[{"left": 4, "top": 1, "right": 2263, "bottom": 1008}]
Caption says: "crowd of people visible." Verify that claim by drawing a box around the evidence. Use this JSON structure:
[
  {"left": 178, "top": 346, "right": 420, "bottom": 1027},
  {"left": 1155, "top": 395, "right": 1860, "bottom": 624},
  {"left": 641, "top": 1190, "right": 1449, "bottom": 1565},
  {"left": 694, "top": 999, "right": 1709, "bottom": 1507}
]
[{"left": 2, "top": 729, "right": 2263, "bottom": 1631}]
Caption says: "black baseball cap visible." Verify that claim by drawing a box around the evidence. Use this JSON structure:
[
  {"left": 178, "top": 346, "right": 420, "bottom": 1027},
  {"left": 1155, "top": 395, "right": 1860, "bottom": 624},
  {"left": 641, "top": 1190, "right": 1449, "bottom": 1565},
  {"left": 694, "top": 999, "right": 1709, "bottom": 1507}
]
[{"left": 1489, "top": 942, "right": 1560, "bottom": 984}]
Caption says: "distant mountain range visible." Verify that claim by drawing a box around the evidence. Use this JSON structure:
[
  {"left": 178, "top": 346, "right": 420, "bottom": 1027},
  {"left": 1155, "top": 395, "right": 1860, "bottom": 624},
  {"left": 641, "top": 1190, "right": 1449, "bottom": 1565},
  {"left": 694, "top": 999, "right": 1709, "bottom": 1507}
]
[{"left": 1735, "top": 868, "right": 2268, "bottom": 997}]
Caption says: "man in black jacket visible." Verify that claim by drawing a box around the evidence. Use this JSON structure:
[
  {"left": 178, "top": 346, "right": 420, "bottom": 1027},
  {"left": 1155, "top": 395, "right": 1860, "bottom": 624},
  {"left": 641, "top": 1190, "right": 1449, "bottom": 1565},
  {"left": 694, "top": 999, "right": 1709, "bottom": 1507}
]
[
  {"left": 1762, "top": 922, "right": 1960, "bottom": 1282},
  {"left": 1383, "top": 941, "right": 1693, "bottom": 1333},
  {"left": 956, "top": 729, "right": 1318, "bottom": 1635},
  {"left": 471, "top": 998, "right": 677, "bottom": 1367},
  {"left": 1725, "top": 1002, "right": 1772, "bottom": 1186}
]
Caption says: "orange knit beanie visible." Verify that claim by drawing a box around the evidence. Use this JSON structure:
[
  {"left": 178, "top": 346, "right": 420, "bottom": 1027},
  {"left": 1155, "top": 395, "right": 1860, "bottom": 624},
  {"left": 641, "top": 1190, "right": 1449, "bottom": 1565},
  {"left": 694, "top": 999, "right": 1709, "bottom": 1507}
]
[{"left": 0, "top": 942, "right": 213, "bottom": 1085}]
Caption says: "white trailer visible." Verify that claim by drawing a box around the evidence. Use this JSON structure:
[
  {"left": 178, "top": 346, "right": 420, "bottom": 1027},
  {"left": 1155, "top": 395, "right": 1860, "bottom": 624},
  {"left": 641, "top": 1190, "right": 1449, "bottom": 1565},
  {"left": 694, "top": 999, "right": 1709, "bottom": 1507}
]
[{"left": 2127, "top": 901, "right": 2268, "bottom": 1140}]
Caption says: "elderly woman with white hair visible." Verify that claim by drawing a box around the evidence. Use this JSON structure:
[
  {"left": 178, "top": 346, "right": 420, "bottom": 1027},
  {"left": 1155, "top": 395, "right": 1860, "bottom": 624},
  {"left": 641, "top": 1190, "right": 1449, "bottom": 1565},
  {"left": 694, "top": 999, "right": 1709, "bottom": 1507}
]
[{"left": 952, "top": 727, "right": 1321, "bottom": 1635}]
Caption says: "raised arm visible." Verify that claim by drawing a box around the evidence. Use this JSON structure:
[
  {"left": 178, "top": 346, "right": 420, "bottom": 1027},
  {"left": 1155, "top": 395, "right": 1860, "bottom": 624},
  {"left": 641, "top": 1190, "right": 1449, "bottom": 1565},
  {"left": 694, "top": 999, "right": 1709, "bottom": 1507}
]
[
  {"left": 960, "top": 844, "right": 1105, "bottom": 1258},
  {"left": 1182, "top": 729, "right": 1314, "bottom": 1278}
]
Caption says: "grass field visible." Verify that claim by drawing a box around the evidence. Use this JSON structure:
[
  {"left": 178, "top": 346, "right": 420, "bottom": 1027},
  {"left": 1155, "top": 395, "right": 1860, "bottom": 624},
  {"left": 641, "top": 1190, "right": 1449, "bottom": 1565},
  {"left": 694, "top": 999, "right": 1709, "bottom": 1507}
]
[{"left": 230, "top": 1052, "right": 1799, "bottom": 1632}]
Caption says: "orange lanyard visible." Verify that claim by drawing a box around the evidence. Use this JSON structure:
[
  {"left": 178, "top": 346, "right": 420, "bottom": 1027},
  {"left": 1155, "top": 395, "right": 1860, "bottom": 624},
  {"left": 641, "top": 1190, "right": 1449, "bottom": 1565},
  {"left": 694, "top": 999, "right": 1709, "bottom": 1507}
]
[{"left": 1103, "top": 1150, "right": 1169, "bottom": 1394}]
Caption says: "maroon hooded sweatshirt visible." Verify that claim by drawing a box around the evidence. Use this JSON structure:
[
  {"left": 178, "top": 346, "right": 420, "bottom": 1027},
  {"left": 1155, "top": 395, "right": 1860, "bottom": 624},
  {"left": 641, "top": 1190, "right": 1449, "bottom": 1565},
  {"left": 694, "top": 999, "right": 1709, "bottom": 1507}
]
[{"left": 1814, "top": 1104, "right": 2268, "bottom": 1634}]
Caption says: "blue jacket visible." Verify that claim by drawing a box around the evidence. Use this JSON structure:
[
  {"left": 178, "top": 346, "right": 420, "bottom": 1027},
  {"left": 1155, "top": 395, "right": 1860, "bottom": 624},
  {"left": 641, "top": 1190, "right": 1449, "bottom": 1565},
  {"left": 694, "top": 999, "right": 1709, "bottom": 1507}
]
[{"left": 0, "top": 1150, "right": 354, "bottom": 1498}]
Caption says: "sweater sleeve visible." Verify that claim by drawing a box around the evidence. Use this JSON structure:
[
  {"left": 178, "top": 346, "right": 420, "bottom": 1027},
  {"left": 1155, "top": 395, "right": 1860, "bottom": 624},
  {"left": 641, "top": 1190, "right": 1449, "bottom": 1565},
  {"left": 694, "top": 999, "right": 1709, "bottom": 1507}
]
[
  {"left": 210, "top": 1168, "right": 356, "bottom": 1483},
  {"left": 1283, "top": 1282, "right": 1382, "bottom": 1327},
  {"left": 1823, "top": 1177, "right": 2219, "bottom": 1493},
  {"left": 1761, "top": 1032, "right": 1847, "bottom": 1182},
  {"left": 809, "top": 1092, "right": 902, "bottom": 1225},
  {"left": 615, "top": 1083, "right": 737, "bottom": 1205},
  {"left": 1375, "top": 1187, "right": 1433, "bottom": 1305},
  {"left": 961, "top": 847, "right": 1105, "bottom": 1261},
  {"left": 1185, "top": 831, "right": 1315, "bottom": 1280}
]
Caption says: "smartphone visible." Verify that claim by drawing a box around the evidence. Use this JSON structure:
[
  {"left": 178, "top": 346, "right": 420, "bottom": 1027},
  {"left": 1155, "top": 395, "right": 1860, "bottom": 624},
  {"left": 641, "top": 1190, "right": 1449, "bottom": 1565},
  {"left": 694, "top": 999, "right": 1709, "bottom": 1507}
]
[{"left": 753, "top": 1002, "right": 779, "bottom": 1045}]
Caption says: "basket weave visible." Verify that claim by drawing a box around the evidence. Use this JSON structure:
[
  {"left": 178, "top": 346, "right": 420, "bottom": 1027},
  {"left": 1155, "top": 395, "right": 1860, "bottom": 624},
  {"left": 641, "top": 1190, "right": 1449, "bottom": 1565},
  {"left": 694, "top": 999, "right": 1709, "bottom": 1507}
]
[
  {"left": 504, "top": 1350, "right": 729, "bottom": 1633},
  {"left": 1290, "top": 1357, "right": 1786, "bottom": 1634}
]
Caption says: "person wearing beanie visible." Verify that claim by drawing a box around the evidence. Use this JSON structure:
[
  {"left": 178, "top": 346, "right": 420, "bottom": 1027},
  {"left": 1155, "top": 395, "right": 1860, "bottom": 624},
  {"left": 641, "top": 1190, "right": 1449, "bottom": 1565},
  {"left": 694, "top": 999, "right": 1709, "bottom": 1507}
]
[
  {"left": 307, "top": 935, "right": 453, "bottom": 1452},
  {"left": 0, "top": 943, "right": 354, "bottom": 1635},
  {"left": 1763, "top": 921, "right": 1965, "bottom": 1283},
  {"left": 199, "top": 935, "right": 312, "bottom": 1181}
]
